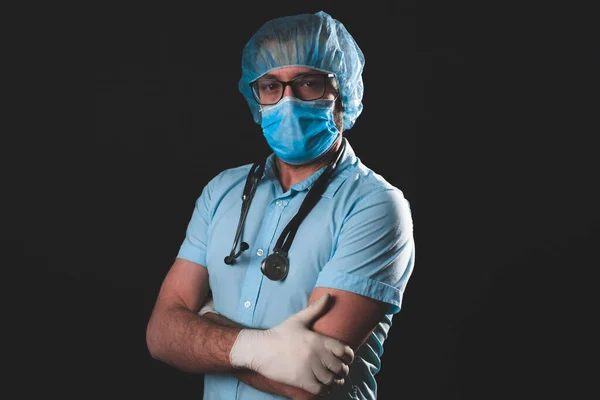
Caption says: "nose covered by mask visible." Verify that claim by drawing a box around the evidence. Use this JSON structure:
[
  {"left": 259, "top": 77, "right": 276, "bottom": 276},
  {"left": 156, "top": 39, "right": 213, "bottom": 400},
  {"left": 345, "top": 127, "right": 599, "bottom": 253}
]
[{"left": 260, "top": 97, "right": 340, "bottom": 165}]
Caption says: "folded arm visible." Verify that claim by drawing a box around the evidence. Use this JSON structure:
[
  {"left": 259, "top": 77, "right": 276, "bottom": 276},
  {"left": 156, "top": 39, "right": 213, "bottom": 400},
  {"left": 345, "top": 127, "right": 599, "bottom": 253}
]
[
  {"left": 199, "top": 287, "right": 389, "bottom": 400},
  {"left": 201, "top": 312, "right": 318, "bottom": 399},
  {"left": 146, "top": 258, "right": 242, "bottom": 373},
  {"left": 146, "top": 258, "right": 338, "bottom": 399}
]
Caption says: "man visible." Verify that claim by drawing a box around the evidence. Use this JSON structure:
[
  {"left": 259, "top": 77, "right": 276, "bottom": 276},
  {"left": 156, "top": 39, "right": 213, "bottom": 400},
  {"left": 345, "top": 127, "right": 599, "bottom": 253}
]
[{"left": 146, "top": 10, "right": 415, "bottom": 400}]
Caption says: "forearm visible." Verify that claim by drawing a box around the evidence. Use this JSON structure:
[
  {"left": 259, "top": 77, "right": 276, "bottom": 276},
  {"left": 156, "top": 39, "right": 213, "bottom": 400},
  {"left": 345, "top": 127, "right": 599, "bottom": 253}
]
[
  {"left": 202, "top": 312, "right": 317, "bottom": 399},
  {"left": 146, "top": 302, "right": 242, "bottom": 374}
]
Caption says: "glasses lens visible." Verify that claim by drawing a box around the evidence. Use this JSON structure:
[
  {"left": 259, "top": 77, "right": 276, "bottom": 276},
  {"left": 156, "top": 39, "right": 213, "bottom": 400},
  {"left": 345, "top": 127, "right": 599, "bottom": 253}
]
[
  {"left": 252, "top": 79, "right": 283, "bottom": 105},
  {"left": 292, "top": 74, "right": 327, "bottom": 101},
  {"left": 251, "top": 74, "right": 334, "bottom": 105}
]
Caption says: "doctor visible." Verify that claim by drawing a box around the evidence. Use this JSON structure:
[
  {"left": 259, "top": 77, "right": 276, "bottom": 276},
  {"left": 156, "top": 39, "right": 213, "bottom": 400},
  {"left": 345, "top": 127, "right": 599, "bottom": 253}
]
[{"left": 146, "top": 10, "right": 415, "bottom": 400}]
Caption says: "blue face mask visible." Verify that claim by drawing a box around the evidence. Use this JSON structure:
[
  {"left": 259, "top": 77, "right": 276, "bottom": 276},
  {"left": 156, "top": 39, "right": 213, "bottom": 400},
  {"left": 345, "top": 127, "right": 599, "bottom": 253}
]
[{"left": 260, "top": 97, "right": 340, "bottom": 165}]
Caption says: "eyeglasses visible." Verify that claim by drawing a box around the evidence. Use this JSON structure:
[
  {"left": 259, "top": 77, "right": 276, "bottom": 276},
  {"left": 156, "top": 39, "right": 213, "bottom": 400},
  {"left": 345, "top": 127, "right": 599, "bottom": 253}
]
[{"left": 250, "top": 73, "right": 338, "bottom": 106}]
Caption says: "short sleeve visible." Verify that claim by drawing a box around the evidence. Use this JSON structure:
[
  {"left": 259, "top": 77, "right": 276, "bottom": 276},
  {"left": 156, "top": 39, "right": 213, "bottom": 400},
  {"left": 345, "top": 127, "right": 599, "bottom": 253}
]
[
  {"left": 315, "top": 188, "right": 415, "bottom": 314},
  {"left": 176, "top": 184, "right": 213, "bottom": 267}
]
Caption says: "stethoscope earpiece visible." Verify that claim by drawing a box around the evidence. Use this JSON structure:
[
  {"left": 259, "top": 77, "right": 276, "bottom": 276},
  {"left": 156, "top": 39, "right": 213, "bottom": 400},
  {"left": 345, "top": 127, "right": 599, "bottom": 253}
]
[{"left": 224, "top": 242, "right": 249, "bottom": 265}]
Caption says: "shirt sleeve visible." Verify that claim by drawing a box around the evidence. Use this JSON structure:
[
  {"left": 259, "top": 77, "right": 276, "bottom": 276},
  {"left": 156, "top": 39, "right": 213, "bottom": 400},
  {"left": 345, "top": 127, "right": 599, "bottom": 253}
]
[
  {"left": 176, "top": 182, "right": 214, "bottom": 267},
  {"left": 315, "top": 188, "right": 415, "bottom": 314}
]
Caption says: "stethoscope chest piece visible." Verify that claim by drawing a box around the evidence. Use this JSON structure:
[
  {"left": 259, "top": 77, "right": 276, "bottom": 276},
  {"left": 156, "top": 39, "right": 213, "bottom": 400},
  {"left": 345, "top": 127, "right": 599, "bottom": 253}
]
[{"left": 260, "top": 248, "right": 290, "bottom": 281}]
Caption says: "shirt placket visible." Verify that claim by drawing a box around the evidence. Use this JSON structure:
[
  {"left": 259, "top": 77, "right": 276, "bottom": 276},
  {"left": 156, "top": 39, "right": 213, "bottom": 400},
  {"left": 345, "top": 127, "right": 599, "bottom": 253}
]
[{"left": 235, "top": 196, "right": 290, "bottom": 326}]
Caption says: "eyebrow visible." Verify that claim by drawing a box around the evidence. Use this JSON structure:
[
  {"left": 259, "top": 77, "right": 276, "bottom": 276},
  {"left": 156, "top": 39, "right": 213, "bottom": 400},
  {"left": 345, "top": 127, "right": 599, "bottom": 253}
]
[{"left": 258, "top": 72, "right": 317, "bottom": 81}]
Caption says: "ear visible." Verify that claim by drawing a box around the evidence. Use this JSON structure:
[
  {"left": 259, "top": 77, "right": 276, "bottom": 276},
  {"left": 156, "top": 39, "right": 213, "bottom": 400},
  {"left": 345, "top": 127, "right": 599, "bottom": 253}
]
[{"left": 334, "top": 98, "right": 345, "bottom": 132}]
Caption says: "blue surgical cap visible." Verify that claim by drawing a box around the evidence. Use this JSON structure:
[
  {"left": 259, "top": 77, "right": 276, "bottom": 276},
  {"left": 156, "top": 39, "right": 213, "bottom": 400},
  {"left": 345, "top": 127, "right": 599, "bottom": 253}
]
[{"left": 238, "top": 10, "right": 365, "bottom": 131}]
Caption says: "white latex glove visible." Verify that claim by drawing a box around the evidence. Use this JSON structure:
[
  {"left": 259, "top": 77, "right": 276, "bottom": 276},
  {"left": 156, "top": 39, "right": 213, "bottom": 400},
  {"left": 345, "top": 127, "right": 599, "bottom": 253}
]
[
  {"left": 229, "top": 293, "right": 354, "bottom": 395},
  {"left": 198, "top": 294, "right": 217, "bottom": 317}
]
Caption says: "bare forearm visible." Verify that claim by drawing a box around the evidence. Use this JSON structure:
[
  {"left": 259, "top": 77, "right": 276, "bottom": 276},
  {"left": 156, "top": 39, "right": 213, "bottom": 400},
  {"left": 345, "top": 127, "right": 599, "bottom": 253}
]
[
  {"left": 202, "top": 312, "right": 316, "bottom": 399},
  {"left": 146, "top": 302, "right": 242, "bottom": 374}
]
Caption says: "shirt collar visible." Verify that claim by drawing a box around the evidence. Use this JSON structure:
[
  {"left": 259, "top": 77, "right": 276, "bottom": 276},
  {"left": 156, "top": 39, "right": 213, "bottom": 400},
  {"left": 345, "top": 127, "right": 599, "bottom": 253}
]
[{"left": 262, "top": 137, "right": 356, "bottom": 199}]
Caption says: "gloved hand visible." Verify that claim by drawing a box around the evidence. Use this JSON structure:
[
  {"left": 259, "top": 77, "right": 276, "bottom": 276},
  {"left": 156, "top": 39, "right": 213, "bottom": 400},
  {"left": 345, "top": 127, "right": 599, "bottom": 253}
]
[{"left": 229, "top": 293, "right": 354, "bottom": 395}]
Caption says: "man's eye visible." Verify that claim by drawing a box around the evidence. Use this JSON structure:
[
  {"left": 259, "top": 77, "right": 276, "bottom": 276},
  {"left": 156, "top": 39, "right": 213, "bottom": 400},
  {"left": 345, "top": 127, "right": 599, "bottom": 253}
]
[{"left": 260, "top": 82, "right": 280, "bottom": 91}]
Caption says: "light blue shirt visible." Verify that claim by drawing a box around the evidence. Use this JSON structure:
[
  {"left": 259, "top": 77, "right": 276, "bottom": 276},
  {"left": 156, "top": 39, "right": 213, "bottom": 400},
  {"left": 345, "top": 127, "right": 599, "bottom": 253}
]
[{"left": 177, "top": 138, "right": 415, "bottom": 399}]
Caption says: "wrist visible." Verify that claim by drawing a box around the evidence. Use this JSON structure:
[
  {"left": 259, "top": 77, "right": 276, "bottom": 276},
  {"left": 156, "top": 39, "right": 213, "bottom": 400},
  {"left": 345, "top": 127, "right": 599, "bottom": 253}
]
[
  {"left": 229, "top": 329, "right": 251, "bottom": 369},
  {"left": 229, "top": 328, "right": 268, "bottom": 370}
]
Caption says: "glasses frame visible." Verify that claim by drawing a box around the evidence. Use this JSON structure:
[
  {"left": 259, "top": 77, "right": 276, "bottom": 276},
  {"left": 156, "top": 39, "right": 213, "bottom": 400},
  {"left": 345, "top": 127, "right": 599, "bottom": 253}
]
[{"left": 250, "top": 73, "right": 339, "bottom": 106}]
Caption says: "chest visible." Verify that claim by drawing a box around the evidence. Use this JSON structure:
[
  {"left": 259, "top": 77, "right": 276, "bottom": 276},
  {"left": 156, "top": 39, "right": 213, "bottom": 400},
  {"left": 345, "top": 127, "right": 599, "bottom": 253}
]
[{"left": 205, "top": 184, "right": 342, "bottom": 327}]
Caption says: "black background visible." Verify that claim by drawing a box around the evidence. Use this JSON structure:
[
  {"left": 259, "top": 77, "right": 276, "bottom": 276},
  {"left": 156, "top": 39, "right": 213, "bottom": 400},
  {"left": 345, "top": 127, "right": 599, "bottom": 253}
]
[{"left": 8, "top": 1, "right": 598, "bottom": 399}]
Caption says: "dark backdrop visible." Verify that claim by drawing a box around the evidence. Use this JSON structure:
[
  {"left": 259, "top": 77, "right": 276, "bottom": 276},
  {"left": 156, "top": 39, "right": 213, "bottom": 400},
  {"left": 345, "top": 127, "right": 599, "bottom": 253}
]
[{"left": 10, "top": 1, "right": 598, "bottom": 399}]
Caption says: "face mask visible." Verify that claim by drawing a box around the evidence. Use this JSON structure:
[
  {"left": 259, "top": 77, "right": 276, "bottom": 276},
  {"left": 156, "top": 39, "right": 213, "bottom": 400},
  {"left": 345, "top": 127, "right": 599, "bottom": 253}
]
[{"left": 260, "top": 97, "right": 340, "bottom": 165}]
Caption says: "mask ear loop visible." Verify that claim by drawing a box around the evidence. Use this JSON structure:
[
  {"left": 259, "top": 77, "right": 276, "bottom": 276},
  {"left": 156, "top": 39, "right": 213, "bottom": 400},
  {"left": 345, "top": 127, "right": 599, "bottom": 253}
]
[{"left": 224, "top": 161, "right": 266, "bottom": 265}]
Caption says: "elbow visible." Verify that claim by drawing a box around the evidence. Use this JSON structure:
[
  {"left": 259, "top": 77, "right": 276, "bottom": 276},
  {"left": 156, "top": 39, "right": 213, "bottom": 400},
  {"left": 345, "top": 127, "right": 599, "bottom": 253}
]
[{"left": 145, "top": 318, "right": 162, "bottom": 360}]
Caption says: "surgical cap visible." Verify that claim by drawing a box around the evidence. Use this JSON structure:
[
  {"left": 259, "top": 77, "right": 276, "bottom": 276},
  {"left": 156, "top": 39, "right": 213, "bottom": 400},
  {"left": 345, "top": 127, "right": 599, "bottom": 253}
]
[{"left": 238, "top": 10, "right": 365, "bottom": 131}]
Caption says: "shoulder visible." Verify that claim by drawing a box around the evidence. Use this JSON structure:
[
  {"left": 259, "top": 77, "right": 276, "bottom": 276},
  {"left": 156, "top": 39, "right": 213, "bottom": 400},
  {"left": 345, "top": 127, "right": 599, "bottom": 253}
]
[
  {"left": 203, "top": 162, "right": 254, "bottom": 196},
  {"left": 340, "top": 159, "right": 414, "bottom": 223},
  {"left": 194, "top": 163, "right": 255, "bottom": 216}
]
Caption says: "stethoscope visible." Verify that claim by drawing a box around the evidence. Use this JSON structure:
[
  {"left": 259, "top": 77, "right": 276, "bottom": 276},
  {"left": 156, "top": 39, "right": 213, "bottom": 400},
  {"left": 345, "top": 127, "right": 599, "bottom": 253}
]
[{"left": 224, "top": 139, "right": 346, "bottom": 281}]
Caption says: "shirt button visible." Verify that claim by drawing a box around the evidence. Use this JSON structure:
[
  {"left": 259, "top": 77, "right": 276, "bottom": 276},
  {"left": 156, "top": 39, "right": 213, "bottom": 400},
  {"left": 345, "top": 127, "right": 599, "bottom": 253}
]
[
  {"left": 244, "top": 301, "right": 251, "bottom": 308},
  {"left": 256, "top": 249, "right": 264, "bottom": 256},
  {"left": 276, "top": 200, "right": 283, "bottom": 206}
]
